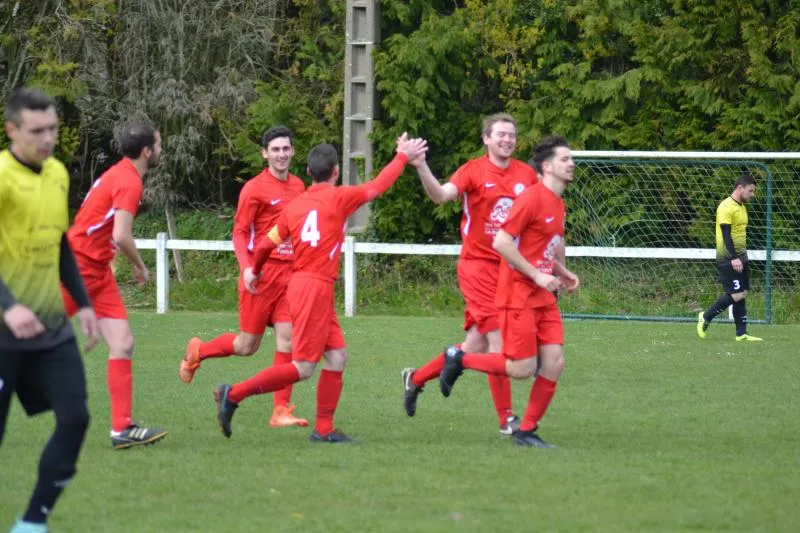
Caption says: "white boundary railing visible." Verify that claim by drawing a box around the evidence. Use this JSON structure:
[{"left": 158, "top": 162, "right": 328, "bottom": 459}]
[
  {"left": 136, "top": 148, "right": 800, "bottom": 315},
  {"left": 136, "top": 234, "right": 800, "bottom": 316}
]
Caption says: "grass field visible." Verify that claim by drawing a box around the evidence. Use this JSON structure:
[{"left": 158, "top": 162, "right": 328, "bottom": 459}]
[{"left": 1, "top": 313, "right": 798, "bottom": 532}]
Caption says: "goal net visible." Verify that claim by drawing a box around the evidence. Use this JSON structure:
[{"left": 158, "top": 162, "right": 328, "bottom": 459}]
[{"left": 561, "top": 156, "right": 800, "bottom": 323}]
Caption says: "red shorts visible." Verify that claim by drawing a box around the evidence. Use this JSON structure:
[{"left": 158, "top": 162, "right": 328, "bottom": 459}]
[
  {"left": 287, "top": 274, "right": 346, "bottom": 363},
  {"left": 500, "top": 303, "right": 563, "bottom": 360},
  {"left": 62, "top": 265, "right": 127, "bottom": 319},
  {"left": 238, "top": 261, "right": 292, "bottom": 335},
  {"left": 457, "top": 258, "right": 500, "bottom": 334}
]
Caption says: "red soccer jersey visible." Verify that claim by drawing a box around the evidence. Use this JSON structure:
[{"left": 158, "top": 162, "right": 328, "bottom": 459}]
[
  {"left": 254, "top": 153, "right": 409, "bottom": 281},
  {"left": 233, "top": 169, "right": 305, "bottom": 271},
  {"left": 68, "top": 158, "right": 143, "bottom": 266},
  {"left": 495, "top": 181, "right": 566, "bottom": 309},
  {"left": 449, "top": 155, "right": 538, "bottom": 262}
]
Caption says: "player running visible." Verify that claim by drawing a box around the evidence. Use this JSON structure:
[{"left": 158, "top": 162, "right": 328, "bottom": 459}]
[
  {"left": 179, "top": 126, "right": 308, "bottom": 428},
  {"left": 438, "top": 136, "right": 579, "bottom": 448},
  {"left": 213, "top": 133, "right": 427, "bottom": 442},
  {"left": 401, "top": 113, "right": 538, "bottom": 436}
]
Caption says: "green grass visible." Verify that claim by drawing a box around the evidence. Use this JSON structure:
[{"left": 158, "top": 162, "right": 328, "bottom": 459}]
[{"left": 2, "top": 313, "right": 798, "bottom": 532}]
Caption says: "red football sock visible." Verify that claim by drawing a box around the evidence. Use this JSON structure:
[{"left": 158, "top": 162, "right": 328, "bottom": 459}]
[
  {"left": 412, "top": 354, "right": 445, "bottom": 387},
  {"left": 199, "top": 333, "right": 236, "bottom": 360},
  {"left": 108, "top": 359, "right": 133, "bottom": 432},
  {"left": 462, "top": 353, "right": 508, "bottom": 375},
  {"left": 315, "top": 369, "right": 343, "bottom": 436},
  {"left": 411, "top": 344, "right": 462, "bottom": 388},
  {"left": 272, "top": 351, "right": 294, "bottom": 408},
  {"left": 229, "top": 363, "right": 300, "bottom": 404},
  {"left": 520, "top": 375, "right": 558, "bottom": 432},
  {"left": 488, "top": 374, "right": 513, "bottom": 426}
]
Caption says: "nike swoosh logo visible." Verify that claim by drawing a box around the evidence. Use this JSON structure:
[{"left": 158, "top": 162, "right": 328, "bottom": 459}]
[
  {"left": 545, "top": 217, "right": 555, "bottom": 223},
  {"left": 270, "top": 199, "right": 281, "bottom": 205},
  {"left": 485, "top": 183, "right": 496, "bottom": 188}
]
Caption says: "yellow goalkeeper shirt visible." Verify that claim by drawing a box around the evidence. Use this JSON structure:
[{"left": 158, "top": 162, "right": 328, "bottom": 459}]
[
  {"left": 0, "top": 149, "right": 74, "bottom": 349},
  {"left": 715, "top": 196, "right": 748, "bottom": 263}
]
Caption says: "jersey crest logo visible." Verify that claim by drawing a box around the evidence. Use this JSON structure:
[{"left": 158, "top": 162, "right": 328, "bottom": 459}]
[
  {"left": 544, "top": 235, "right": 563, "bottom": 261},
  {"left": 489, "top": 197, "right": 514, "bottom": 223},
  {"left": 513, "top": 183, "right": 526, "bottom": 196}
]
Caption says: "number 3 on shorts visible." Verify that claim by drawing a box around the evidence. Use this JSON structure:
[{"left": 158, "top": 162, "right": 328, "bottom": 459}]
[
  {"left": 301, "top": 209, "right": 321, "bottom": 247},
  {"left": 732, "top": 279, "right": 740, "bottom": 290}
]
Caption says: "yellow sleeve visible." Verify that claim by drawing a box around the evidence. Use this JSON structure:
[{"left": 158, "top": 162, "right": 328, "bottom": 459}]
[{"left": 717, "top": 201, "right": 734, "bottom": 225}]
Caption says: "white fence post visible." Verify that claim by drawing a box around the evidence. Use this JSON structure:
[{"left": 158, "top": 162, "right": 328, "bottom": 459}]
[
  {"left": 344, "top": 236, "right": 356, "bottom": 317},
  {"left": 156, "top": 232, "right": 169, "bottom": 314}
]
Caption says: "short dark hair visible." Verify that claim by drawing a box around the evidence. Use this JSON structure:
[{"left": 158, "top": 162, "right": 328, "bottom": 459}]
[
  {"left": 4, "top": 87, "right": 56, "bottom": 125},
  {"left": 735, "top": 172, "right": 757, "bottom": 189},
  {"left": 482, "top": 113, "right": 516, "bottom": 138},
  {"left": 307, "top": 143, "right": 339, "bottom": 183},
  {"left": 532, "top": 135, "right": 570, "bottom": 173},
  {"left": 526, "top": 156, "right": 541, "bottom": 175},
  {"left": 262, "top": 125, "right": 293, "bottom": 149},
  {"left": 121, "top": 120, "right": 158, "bottom": 159}
]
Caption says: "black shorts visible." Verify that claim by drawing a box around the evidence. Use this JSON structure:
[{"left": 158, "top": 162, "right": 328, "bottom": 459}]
[
  {"left": 0, "top": 337, "right": 87, "bottom": 422},
  {"left": 717, "top": 260, "right": 750, "bottom": 294}
]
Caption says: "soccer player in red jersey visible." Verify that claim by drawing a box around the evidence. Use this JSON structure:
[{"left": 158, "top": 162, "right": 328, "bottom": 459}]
[
  {"left": 213, "top": 133, "right": 427, "bottom": 442},
  {"left": 438, "top": 136, "right": 579, "bottom": 448},
  {"left": 62, "top": 121, "right": 168, "bottom": 449},
  {"left": 178, "top": 126, "right": 308, "bottom": 428},
  {"left": 401, "top": 113, "right": 538, "bottom": 436}
]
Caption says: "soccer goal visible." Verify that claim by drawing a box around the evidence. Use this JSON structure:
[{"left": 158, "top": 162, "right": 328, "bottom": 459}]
[{"left": 561, "top": 151, "right": 800, "bottom": 324}]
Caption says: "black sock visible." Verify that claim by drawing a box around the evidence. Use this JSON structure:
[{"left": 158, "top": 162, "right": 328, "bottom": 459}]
[
  {"left": 733, "top": 299, "right": 747, "bottom": 336},
  {"left": 23, "top": 400, "right": 89, "bottom": 523},
  {"left": 703, "top": 293, "right": 734, "bottom": 323}
]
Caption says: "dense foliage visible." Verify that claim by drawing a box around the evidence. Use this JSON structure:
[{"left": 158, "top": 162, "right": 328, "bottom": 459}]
[{"left": 2, "top": 1, "right": 799, "bottom": 244}]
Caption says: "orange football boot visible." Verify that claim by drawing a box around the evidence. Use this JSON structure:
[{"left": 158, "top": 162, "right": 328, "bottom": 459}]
[
  {"left": 179, "top": 337, "right": 202, "bottom": 383},
  {"left": 269, "top": 404, "right": 308, "bottom": 427}
]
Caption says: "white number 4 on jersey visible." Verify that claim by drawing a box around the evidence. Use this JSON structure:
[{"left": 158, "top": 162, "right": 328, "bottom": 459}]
[{"left": 301, "top": 210, "right": 321, "bottom": 247}]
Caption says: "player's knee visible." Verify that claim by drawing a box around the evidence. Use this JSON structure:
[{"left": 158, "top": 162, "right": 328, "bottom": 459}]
[
  {"left": 539, "top": 351, "right": 565, "bottom": 380},
  {"left": 234, "top": 335, "right": 260, "bottom": 356},
  {"left": 109, "top": 335, "right": 135, "bottom": 358},
  {"left": 275, "top": 337, "right": 291, "bottom": 353},
  {"left": 237, "top": 343, "right": 259, "bottom": 356},
  {"left": 55, "top": 397, "right": 90, "bottom": 434},
  {"left": 293, "top": 361, "right": 316, "bottom": 380},
  {"left": 508, "top": 358, "right": 537, "bottom": 379},
  {"left": 324, "top": 349, "right": 348, "bottom": 372},
  {"left": 461, "top": 337, "right": 488, "bottom": 354}
]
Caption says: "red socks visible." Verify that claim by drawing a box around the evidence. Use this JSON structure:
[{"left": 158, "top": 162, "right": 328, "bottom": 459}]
[
  {"left": 229, "top": 363, "right": 300, "bottom": 404},
  {"left": 520, "top": 375, "right": 557, "bottom": 432},
  {"left": 487, "top": 374, "right": 513, "bottom": 425},
  {"left": 460, "top": 353, "right": 512, "bottom": 426},
  {"left": 411, "top": 354, "right": 445, "bottom": 387},
  {"left": 462, "top": 353, "right": 507, "bottom": 375},
  {"left": 108, "top": 359, "right": 133, "bottom": 432},
  {"left": 272, "top": 351, "right": 294, "bottom": 408},
  {"left": 199, "top": 333, "right": 236, "bottom": 360},
  {"left": 315, "top": 369, "right": 343, "bottom": 435},
  {"left": 412, "top": 349, "right": 512, "bottom": 426}
]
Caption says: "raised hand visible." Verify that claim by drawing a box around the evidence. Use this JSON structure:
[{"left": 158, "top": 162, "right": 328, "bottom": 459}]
[{"left": 397, "top": 134, "right": 428, "bottom": 165}]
